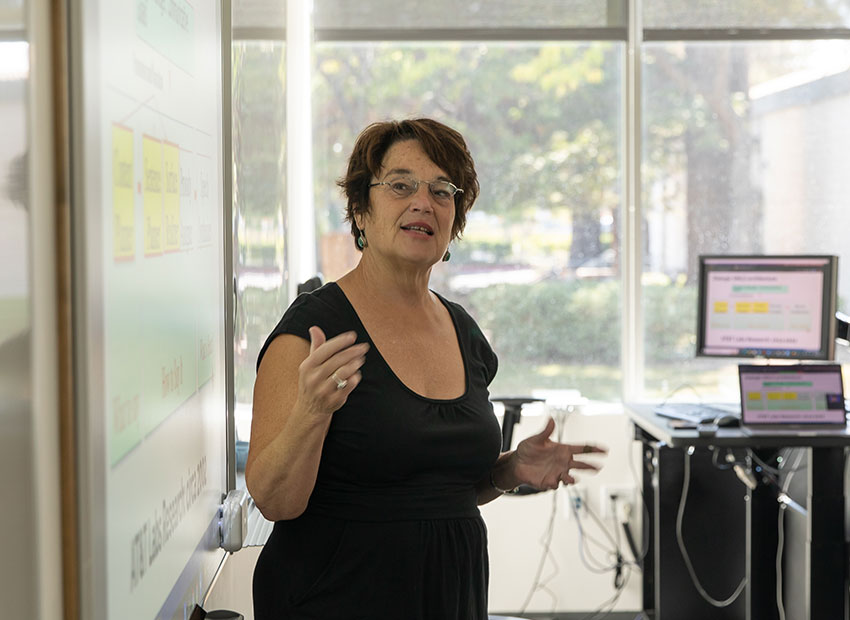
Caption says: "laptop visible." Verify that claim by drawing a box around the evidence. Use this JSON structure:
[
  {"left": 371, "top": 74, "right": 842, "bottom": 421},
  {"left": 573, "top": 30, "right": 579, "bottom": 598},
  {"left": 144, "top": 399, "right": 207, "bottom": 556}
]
[{"left": 738, "top": 363, "right": 849, "bottom": 434}]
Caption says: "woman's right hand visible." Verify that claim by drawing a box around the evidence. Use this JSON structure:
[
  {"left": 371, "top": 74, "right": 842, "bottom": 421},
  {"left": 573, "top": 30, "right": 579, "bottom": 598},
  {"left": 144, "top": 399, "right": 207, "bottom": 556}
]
[{"left": 297, "top": 326, "right": 369, "bottom": 417}]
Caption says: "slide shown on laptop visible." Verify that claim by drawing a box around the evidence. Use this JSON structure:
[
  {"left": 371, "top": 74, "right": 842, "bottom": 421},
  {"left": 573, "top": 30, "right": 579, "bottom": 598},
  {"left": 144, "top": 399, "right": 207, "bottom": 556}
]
[{"left": 738, "top": 364, "right": 847, "bottom": 430}]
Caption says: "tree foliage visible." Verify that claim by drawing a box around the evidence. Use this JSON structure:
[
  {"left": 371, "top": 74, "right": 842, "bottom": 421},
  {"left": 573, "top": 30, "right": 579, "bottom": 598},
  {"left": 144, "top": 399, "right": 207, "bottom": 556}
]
[{"left": 313, "top": 41, "right": 622, "bottom": 268}]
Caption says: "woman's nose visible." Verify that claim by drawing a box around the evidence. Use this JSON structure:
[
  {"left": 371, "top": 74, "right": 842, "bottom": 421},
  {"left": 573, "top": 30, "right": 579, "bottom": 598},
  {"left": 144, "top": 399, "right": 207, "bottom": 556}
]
[{"left": 409, "top": 184, "right": 433, "bottom": 211}]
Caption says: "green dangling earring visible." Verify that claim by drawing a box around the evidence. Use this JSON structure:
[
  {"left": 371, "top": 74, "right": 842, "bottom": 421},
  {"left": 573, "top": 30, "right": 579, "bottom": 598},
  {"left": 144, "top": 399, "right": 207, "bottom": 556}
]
[
  {"left": 357, "top": 228, "right": 367, "bottom": 249},
  {"left": 442, "top": 249, "right": 451, "bottom": 262}
]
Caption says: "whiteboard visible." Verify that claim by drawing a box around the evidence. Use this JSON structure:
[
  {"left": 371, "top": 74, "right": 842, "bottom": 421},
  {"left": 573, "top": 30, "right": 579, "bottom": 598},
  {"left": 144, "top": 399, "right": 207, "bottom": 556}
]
[{"left": 70, "top": 1, "right": 230, "bottom": 618}]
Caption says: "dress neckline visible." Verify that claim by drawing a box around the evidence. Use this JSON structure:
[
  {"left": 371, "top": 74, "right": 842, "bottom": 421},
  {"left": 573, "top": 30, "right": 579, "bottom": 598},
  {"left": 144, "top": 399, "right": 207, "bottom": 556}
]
[{"left": 328, "top": 282, "right": 470, "bottom": 403}]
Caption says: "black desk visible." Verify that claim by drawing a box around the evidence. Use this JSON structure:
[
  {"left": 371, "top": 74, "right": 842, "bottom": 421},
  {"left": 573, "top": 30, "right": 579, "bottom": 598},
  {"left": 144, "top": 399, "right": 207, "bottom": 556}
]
[{"left": 625, "top": 403, "right": 850, "bottom": 620}]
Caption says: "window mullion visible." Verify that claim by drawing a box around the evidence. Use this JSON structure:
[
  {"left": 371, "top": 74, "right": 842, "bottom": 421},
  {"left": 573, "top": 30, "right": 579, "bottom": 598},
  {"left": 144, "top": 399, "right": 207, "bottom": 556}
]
[
  {"left": 286, "top": 0, "right": 316, "bottom": 302},
  {"left": 622, "top": 0, "right": 644, "bottom": 402}
]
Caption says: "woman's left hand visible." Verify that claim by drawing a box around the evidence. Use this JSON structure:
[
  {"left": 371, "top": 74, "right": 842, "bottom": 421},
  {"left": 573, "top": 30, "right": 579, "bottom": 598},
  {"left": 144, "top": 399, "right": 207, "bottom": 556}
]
[{"left": 511, "top": 417, "right": 607, "bottom": 490}]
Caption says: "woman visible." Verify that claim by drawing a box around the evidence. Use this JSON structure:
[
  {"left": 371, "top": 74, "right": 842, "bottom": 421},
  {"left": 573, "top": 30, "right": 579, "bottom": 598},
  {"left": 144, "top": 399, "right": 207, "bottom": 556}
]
[{"left": 247, "top": 118, "right": 606, "bottom": 619}]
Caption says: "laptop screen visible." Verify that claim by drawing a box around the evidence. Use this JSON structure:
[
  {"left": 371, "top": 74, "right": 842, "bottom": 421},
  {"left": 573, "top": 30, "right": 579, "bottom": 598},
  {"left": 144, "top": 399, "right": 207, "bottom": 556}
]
[{"left": 738, "top": 364, "right": 846, "bottom": 426}]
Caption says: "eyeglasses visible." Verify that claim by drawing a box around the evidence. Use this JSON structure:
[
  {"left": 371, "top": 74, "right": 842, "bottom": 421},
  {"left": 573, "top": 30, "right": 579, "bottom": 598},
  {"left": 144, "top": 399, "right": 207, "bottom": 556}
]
[{"left": 369, "top": 175, "right": 463, "bottom": 205}]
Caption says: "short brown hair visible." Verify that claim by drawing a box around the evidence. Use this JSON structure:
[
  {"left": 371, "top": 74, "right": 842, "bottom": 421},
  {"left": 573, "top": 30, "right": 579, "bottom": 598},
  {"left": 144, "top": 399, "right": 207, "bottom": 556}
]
[{"left": 337, "top": 118, "right": 479, "bottom": 250}]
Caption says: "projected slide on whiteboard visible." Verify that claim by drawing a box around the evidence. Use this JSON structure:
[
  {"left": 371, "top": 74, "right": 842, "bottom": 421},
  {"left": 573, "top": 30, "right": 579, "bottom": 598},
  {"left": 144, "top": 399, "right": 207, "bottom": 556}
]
[{"left": 73, "top": 1, "right": 227, "bottom": 619}]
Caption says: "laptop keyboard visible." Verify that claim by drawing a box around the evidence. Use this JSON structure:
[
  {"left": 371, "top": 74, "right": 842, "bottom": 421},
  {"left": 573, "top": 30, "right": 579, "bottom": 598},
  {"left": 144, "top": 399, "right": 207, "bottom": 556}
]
[{"left": 654, "top": 402, "right": 741, "bottom": 424}]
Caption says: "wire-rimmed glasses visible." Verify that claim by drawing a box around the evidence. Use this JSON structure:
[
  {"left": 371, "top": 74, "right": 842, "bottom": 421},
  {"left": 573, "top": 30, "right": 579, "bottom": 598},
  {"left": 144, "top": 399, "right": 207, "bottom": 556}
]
[{"left": 369, "top": 175, "right": 463, "bottom": 205}]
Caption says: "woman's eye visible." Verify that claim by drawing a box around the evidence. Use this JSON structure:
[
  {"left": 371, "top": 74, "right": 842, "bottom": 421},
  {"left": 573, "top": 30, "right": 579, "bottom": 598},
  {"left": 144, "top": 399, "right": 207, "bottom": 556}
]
[{"left": 390, "top": 181, "right": 413, "bottom": 193}]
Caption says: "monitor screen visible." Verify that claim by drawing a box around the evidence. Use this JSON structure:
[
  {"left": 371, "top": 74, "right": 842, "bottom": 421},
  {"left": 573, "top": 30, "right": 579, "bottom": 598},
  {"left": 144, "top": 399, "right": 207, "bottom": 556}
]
[{"left": 696, "top": 255, "right": 838, "bottom": 360}]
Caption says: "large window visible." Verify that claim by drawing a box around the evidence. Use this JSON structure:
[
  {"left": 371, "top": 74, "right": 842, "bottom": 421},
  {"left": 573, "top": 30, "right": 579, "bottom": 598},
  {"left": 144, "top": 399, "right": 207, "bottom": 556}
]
[
  {"left": 313, "top": 41, "right": 624, "bottom": 401},
  {"left": 641, "top": 39, "right": 850, "bottom": 401},
  {"left": 231, "top": 40, "right": 286, "bottom": 453},
  {"left": 231, "top": 0, "right": 850, "bottom": 442}
]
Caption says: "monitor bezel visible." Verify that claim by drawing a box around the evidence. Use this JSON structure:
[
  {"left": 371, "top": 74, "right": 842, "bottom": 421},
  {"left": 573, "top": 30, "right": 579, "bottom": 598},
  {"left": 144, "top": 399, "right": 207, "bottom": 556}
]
[{"left": 695, "top": 254, "right": 838, "bottom": 361}]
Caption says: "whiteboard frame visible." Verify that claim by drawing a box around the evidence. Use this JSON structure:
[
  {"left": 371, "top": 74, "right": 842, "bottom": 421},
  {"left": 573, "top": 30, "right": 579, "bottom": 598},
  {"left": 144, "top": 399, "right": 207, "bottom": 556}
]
[{"left": 222, "top": 0, "right": 236, "bottom": 499}]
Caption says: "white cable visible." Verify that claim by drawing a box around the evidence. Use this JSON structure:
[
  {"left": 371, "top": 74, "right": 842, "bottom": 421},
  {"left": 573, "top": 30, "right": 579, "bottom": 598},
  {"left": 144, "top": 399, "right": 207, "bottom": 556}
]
[
  {"left": 658, "top": 382, "right": 704, "bottom": 405},
  {"left": 519, "top": 489, "right": 559, "bottom": 612},
  {"left": 780, "top": 448, "right": 806, "bottom": 494},
  {"left": 571, "top": 497, "right": 614, "bottom": 574},
  {"left": 775, "top": 447, "right": 806, "bottom": 619},
  {"left": 585, "top": 499, "right": 621, "bottom": 550},
  {"left": 576, "top": 563, "right": 631, "bottom": 620},
  {"left": 627, "top": 429, "right": 651, "bottom": 560},
  {"left": 581, "top": 521, "right": 622, "bottom": 558},
  {"left": 676, "top": 449, "right": 748, "bottom": 607},
  {"left": 518, "top": 408, "right": 569, "bottom": 612},
  {"left": 748, "top": 449, "right": 782, "bottom": 477},
  {"left": 776, "top": 506, "right": 786, "bottom": 620}
]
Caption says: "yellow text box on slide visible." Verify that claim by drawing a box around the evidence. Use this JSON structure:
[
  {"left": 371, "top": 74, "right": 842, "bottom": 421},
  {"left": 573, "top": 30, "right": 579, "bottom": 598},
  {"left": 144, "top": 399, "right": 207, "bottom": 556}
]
[
  {"left": 163, "top": 141, "right": 180, "bottom": 252},
  {"left": 142, "top": 135, "right": 163, "bottom": 256},
  {"left": 112, "top": 124, "right": 135, "bottom": 261}
]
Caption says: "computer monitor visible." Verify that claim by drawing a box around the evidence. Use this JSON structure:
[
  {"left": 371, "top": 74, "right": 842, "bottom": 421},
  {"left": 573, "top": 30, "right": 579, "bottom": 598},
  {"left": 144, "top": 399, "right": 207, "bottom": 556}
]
[{"left": 696, "top": 255, "right": 838, "bottom": 361}]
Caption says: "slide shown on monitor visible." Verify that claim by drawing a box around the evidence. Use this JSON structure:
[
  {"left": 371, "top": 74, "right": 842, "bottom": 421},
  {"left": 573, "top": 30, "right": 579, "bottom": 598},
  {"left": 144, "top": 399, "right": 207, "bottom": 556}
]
[
  {"left": 698, "top": 256, "right": 837, "bottom": 359},
  {"left": 705, "top": 268, "right": 822, "bottom": 352}
]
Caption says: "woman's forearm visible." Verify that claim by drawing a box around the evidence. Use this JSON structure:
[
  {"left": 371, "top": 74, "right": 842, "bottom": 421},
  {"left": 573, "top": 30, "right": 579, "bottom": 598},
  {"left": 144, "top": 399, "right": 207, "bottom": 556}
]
[{"left": 246, "top": 405, "right": 332, "bottom": 520}]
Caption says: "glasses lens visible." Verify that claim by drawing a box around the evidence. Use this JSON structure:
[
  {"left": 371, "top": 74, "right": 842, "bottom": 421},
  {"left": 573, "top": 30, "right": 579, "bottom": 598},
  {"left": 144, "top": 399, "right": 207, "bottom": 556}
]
[
  {"left": 428, "top": 181, "right": 456, "bottom": 202},
  {"left": 387, "top": 176, "right": 418, "bottom": 197}
]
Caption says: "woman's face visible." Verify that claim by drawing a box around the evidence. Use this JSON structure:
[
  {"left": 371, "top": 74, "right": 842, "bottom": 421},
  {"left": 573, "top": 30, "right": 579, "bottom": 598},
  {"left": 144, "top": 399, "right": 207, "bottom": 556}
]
[{"left": 356, "top": 139, "right": 456, "bottom": 269}]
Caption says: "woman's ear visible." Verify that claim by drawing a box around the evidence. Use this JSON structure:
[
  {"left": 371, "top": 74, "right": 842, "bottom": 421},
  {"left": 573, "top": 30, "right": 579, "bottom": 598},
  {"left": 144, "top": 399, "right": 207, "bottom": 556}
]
[{"left": 353, "top": 206, "right": 367, "bottom": 231}]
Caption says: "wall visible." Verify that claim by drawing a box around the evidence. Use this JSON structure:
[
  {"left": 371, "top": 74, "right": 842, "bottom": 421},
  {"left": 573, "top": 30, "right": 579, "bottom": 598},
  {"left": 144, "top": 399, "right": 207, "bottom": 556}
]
[{"left": 755, "top": 69, "right": 850, "bottom": 303}]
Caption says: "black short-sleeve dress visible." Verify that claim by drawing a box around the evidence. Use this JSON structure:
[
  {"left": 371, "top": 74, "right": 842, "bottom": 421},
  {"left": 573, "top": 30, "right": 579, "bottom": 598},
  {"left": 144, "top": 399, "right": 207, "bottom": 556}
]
[
  {"left": 252, "top": 282, "right": 503, "bottom": 620},
  {"left": 254, "top": 283, "right": 501, "bottom": 620}
]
